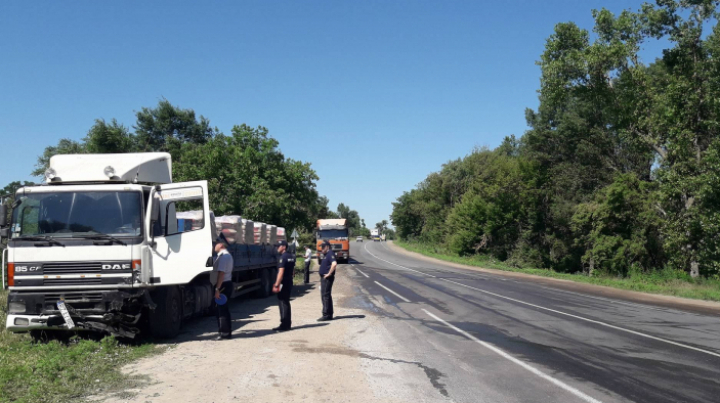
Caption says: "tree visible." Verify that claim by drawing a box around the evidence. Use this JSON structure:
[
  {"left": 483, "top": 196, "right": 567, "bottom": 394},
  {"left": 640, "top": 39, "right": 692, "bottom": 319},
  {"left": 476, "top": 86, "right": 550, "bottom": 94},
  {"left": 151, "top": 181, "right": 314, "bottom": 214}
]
[
  {"left": 27, "top": 101, "right": 331, "bottom": 233},
  {"left": 134, "top": 98, "right": 215, "bottom": 151},
  {"left": 173, "top": 125, "right": 321, "bottom": 232},
  {"left": 337, "top": 203, "right": 361, "bottom": 232},
  {"left": 390, "top": 1, "right": 720, "bottom": 279}
]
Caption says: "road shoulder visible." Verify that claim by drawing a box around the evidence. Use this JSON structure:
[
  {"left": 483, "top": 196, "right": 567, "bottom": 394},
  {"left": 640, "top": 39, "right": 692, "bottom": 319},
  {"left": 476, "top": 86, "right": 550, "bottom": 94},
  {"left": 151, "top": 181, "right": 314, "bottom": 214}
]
[{"left": 101, "top": 268, "right": 433, "bottom": 403}]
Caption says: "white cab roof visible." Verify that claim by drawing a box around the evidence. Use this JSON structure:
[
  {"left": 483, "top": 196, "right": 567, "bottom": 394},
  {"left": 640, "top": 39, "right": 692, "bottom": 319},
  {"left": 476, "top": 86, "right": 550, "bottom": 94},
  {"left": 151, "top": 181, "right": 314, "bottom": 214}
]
[{"left": 49, "top": 153, "right": 172, "bottom": 184}]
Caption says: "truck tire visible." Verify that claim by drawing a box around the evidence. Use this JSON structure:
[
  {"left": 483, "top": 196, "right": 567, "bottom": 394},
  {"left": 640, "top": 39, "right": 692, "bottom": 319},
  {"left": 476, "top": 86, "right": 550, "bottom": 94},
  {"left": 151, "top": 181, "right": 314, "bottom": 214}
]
[
  {"left": 148, "top": 286, "right": 182, "bottom": 339},
  {"left": 255, "top": 268, "right": 272, "bottom": 298}
]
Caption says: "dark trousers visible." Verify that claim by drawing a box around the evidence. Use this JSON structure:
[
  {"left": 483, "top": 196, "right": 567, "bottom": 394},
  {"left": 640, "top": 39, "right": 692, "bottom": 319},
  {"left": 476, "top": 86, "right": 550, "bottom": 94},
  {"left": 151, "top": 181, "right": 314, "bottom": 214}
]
[
  {"left": 277, "top": 282, "right": 293, "bottom": 329},
  {"left": 320, "top": 274, "right": 334, "bottom": 318},
  {"left": 304, "top": 260, "right": 311, "bottom": 284},
  {"left": 215, "top": 282, "right": 233, "bottom": 338}
]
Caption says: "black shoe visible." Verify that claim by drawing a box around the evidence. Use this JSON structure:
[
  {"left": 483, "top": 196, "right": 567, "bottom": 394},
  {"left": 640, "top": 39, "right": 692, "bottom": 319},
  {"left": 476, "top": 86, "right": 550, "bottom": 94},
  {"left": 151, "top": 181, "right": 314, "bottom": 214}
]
[
  {"left": 272, "top": 326, "right": 291, "bottom": 332},
  {"left": 317, "top": 316, "right": 333, "bottom": 322}
]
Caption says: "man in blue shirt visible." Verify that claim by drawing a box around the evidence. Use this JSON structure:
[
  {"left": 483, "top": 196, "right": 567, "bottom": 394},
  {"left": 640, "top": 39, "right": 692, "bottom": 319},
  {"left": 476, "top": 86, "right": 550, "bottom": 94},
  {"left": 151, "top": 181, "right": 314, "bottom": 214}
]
[
  {"left": 273, "top": 240, "right": 295, "bottom": 332},
  {"left": 317, "top": 241, "right": 338, "bottom": 321}
]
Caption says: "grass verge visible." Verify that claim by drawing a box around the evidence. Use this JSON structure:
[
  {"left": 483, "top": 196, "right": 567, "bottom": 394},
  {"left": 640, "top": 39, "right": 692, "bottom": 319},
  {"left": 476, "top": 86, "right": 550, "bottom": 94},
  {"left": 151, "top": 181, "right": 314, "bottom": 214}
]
[
  {"left": 293, "top": 256, "right": 312, "bottom": 285},
  {"left": 0, "top": 290, "right": 166, "bottom": 403},
  {"left": 394, "top": 240, "right": 720, "bottom": 302}
]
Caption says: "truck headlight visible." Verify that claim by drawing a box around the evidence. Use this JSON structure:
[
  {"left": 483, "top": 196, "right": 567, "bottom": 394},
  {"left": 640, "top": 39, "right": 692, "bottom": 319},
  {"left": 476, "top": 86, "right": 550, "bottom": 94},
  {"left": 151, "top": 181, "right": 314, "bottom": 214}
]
[{"left": 8, "top": 301, "right": 26, "bottom": 313}]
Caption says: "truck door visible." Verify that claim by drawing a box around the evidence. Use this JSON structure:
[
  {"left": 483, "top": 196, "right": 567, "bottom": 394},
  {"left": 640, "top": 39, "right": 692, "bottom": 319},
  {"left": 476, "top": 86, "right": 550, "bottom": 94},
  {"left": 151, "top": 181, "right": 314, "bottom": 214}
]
[{"left": 144, "top": 181, "right": 212, "bottom": 285}]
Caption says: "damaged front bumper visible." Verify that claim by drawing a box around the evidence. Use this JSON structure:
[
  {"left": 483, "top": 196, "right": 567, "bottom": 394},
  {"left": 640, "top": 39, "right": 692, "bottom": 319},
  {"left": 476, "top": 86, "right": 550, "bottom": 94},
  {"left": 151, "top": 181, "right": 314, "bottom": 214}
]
[{"left": 6, "top": 289, "right": 147, "bottom": 338}]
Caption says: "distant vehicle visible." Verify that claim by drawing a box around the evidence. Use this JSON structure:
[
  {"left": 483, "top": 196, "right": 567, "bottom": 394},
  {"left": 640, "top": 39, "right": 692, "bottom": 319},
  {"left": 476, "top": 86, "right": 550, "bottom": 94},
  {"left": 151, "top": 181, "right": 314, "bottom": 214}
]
[
  {"left": 371, "top": 228, "right": 381, "bottom": 241},
  {"left": 316, "top": 219, "right": 349, "bottom": 263},
  {"left": 356, "top": 236, "right": 363, "bottom": 242}
]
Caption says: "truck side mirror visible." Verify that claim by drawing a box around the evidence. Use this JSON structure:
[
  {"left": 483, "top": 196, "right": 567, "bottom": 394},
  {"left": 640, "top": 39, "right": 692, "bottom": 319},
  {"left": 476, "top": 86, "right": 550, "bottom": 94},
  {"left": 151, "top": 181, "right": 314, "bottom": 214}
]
[
  {"left": 0, "top": 204, "right": 7, "bottom": 227},
  {"left": 0, "top": 228, "right": 8, "bottom": 239}
]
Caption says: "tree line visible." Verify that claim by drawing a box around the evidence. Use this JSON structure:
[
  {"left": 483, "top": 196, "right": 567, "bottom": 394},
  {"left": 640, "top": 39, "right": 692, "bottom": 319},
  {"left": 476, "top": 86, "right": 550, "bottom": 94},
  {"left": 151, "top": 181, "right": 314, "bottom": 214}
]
[
  {"left": 391, "top": 1, "right": 720, "bottom": 279},
  {"left": 2, "top": 99, "right": 366, "bottom": 237}
]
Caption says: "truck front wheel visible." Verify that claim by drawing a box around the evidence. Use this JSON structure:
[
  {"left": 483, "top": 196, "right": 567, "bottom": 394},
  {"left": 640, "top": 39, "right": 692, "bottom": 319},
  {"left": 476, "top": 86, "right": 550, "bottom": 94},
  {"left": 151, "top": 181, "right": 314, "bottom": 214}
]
[{"left": 148, "top": 286, "right": 182, "bottom": 339}]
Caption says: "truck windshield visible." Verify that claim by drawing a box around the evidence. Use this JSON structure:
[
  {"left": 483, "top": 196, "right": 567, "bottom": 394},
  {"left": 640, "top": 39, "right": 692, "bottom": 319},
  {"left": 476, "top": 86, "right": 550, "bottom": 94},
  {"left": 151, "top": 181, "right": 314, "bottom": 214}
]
[
  {"left": 10, "top": 191, "right": 143, "bottom": 238},
  {"left": 319, "top": 229, "right": 348, "bottom": 239}
]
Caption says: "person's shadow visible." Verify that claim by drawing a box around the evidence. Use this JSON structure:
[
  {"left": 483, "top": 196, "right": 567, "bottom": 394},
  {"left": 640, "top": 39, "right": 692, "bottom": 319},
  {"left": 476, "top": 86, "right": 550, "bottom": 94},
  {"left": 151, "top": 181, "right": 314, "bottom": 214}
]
[
  {"left": 165, "top": 283, "right": 318, "bottom": 343},
  {"left": 329, "top": 315, "right": 366, "bottom": 320},
  {"left": 237, "top": 323, "right": 330, "bottom": 339}
]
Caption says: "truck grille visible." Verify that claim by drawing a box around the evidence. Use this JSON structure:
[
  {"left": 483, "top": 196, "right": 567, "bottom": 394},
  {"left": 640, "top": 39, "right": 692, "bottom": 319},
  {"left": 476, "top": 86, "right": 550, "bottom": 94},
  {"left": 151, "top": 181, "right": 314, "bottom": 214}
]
[
  {"left": 44, "top": 278, "right": 103, "bottom": 286},
  {"left": 332, "top": 244, "right": 342, "bottom": 251},
  {"left": 43, "top": 262, "right": 103, "bottom": 275},
  {"left": 44, "top": 292, "right": 104, "bottom": 304}
]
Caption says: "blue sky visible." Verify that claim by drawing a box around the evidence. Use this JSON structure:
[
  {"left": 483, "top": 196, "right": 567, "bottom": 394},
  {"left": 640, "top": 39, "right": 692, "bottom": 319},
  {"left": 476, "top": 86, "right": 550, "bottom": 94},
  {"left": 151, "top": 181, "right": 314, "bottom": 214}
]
[{"left": 0, "top": 0, "right": 666, "bottom": 228}]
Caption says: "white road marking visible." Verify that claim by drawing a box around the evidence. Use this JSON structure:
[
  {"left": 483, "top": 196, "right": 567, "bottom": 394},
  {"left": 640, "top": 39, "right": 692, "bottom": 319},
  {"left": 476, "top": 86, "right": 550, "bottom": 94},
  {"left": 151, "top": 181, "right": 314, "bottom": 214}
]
[
  {"left": 364, "top": 243, "right": 436, "bottom": 278},
  {"left": 423, "top": 309, "right": 603, "bottom": 403},
  {"left": 440, "top": 278, "right": 720, "bottom": 359},
  {"left": 355, "top": 267, "right": 370, "bottom": 278},
  {"left": 374, "top": 281, "right": 411, "bottom": 303}
]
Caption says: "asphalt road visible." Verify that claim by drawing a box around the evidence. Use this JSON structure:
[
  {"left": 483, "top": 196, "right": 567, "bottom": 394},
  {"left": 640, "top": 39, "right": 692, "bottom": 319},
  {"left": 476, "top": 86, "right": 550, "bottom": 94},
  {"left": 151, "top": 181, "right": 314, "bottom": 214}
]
[{"left": 344, "top": 240, "right": 720, "bottom": 403}]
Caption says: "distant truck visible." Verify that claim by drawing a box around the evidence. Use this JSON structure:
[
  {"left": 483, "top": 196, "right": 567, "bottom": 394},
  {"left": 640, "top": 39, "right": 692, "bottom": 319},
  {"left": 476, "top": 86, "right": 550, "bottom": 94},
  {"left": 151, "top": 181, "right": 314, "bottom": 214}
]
[
  {"left": 316, "top": 219, "right": 349, "bottom": 263},
  {"left": 1, "top": 153, "right": 281, "bottom": 340},
  {"left": 371, "top": 229, "right": 380, "bottom": 242}
]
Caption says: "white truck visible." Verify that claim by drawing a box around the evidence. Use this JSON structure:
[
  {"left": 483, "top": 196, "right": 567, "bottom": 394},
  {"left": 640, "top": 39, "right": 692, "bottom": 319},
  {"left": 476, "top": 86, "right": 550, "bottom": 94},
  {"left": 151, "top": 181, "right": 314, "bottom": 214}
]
[{"left": 0, "top": 153, "right": 280, "bottom": 339}]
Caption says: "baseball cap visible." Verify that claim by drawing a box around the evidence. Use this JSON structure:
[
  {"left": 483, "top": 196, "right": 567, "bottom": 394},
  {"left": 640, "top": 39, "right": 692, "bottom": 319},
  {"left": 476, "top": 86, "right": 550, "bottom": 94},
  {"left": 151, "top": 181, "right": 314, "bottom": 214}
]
[
  {"left": 276, "top": 240, "right": 288, "bottom": 247},
  {"left": 215, "top": 234, "right": 228, "bottom": 246},
  {"left": 321, "top": 240, "right": 331, "bottom": 248}
]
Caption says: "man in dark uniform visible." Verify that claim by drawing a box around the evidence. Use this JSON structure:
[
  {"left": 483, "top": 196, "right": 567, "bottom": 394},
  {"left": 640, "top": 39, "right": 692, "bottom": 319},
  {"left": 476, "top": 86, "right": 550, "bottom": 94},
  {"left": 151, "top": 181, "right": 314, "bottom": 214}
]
[
  {"left": 317, "top": 241, "right": 338, "bottom": 321},
  {"left": 273, "top": 240, "right": 294, "bottom": 332}
]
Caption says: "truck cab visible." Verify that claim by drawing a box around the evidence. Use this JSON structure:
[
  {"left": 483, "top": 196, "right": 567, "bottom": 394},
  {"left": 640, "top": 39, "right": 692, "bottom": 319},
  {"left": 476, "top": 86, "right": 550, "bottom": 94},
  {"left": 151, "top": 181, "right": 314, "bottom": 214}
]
[
  {"left": 315, "top": 219, "right": 349, "bottom": 263},
  {"left": 1, "top": 153, "right": 217, "bottom": 339}
]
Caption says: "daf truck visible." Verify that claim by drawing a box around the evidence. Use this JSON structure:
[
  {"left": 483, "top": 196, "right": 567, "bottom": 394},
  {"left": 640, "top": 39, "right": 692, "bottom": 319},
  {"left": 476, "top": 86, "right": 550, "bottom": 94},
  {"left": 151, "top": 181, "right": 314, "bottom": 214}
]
[
  {"left": 1, "top": 153, "right": 280, "bottom": 339},
  {"left": 316, "top": 218, "right": 349, "bottom": 263}
]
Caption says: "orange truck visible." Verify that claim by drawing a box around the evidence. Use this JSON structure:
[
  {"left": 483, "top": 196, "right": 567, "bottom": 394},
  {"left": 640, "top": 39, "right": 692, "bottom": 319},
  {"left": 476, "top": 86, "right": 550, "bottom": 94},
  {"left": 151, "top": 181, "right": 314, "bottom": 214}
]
[{"left": 316, "top": 218, "right": 350, "bottom": 263}]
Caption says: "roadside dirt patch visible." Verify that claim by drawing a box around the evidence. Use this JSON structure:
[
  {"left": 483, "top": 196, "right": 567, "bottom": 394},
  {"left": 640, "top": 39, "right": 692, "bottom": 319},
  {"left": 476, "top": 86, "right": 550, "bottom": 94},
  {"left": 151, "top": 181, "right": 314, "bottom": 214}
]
[{"left": 101, "top": 269, "right": 446, "bottom": 403}]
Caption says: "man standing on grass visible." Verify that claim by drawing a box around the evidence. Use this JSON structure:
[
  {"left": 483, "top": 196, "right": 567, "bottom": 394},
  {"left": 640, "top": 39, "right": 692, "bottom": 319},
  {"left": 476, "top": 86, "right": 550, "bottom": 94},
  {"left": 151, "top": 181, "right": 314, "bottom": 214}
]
[
  {"left": 303, "top": 245, "right": 312, "bottom": 284},
  {"left": 317, "top": 241, "right": 337, "bottom": 321},
  {"left": 272, "top": 240, "right": 294, "bottom": 332}
]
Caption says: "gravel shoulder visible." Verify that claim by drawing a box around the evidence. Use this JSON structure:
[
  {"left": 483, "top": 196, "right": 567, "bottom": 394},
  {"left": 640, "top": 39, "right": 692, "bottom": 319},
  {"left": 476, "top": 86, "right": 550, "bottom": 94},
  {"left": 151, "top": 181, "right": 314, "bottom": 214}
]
[{"left": 102, "top": 267, "right": 444, "bottom": 403}]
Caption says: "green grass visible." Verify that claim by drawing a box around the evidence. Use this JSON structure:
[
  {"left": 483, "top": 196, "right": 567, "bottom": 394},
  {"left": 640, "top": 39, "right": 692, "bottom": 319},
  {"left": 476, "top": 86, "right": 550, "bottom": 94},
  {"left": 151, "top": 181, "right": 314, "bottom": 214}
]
[
  {"left": 0, "top": 290, "right": 166, "bottom": 403},
  {"left": 394, "top": 240, "right": 720, "bottom": 302},
  {"left": 293, "top": 256, "right": 312, "bottom": 285}
]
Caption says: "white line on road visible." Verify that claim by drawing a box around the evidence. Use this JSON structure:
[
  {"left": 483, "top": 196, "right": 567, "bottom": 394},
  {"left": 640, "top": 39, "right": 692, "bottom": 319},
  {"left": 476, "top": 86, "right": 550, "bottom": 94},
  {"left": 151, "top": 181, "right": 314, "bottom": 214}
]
[
  {"left": 422, "top": 309, "right": 603, "bottom": 403},
  {"left": 374, "top": 281, "right": 411, "bottom": 303},
  {"left": 355, "top": 267, "right": 369, "bottom": 278},
  {"left": 364, "top": 243, "right": 436, "bottom": 278},
  {"left": 439, "top": 278, "right": 720, "bottom": 359}
]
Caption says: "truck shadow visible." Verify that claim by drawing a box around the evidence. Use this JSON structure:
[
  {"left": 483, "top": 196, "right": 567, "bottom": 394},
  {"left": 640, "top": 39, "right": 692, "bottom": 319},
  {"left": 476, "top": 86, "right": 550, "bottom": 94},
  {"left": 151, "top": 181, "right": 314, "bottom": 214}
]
[{"left": 169, "top": 282, "right": 318, "bottom": 343}]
